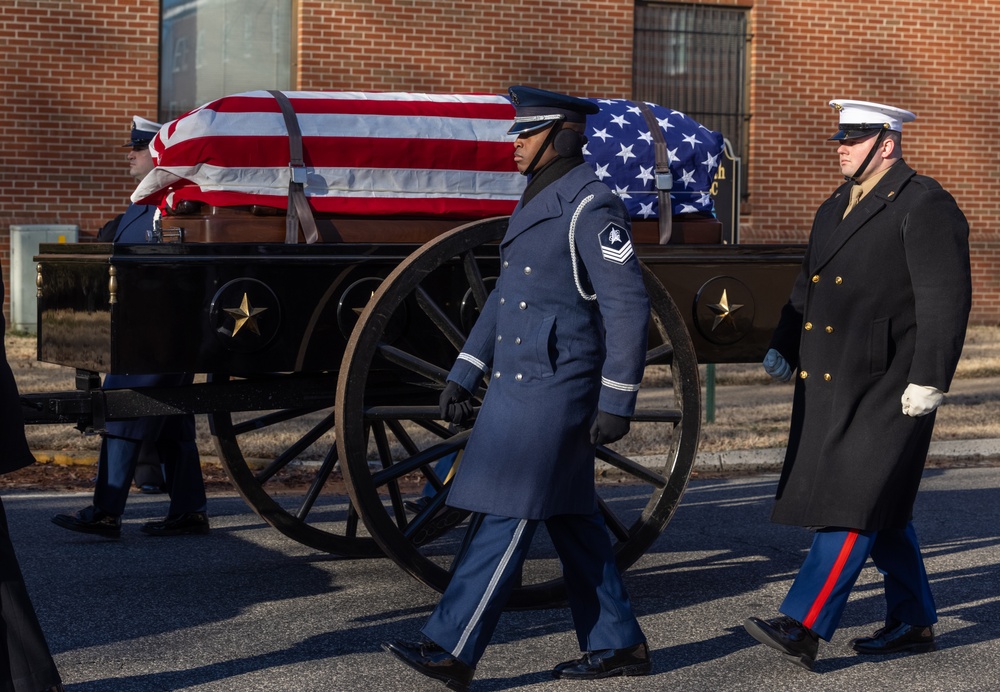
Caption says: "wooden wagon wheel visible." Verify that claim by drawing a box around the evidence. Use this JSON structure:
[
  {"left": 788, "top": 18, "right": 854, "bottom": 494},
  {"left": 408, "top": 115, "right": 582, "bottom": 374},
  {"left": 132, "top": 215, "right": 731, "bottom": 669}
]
[
  {"left": 336, "top": 217, "right": 701, "bottom": 608},
  {"left": 208, "top": 373, "right": 380, "bottom": 557}
]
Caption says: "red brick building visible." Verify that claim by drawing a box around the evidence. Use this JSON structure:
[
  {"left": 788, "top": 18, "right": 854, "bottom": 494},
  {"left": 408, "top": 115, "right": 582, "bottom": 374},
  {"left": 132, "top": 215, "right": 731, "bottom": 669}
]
[{"left": 2, "top": 0, "right": 997, "bottom": 322}]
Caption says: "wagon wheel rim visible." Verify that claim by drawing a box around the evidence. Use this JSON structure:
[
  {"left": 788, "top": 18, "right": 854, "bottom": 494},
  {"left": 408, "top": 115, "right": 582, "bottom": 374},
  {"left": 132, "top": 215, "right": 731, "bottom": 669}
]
[
  {"left": 336, "top": 216, "right": 700, "bottom": 607},
  {"left": 209, "top": 372, "right": 380, "bottom": 557}
]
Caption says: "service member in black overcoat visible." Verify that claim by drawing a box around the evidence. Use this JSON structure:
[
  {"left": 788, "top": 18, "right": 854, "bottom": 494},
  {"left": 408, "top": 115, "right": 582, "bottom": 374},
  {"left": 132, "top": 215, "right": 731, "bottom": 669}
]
[
  {"left": 744, "top": 100, "right": 972, "bottom": 670},
  {"left": 383, "top": 86, "right": 652, "bottom": 690},
  {"left": 0, "top": 278, "right": 64, "bottom": 691},
  {"left": 51, "top": 116, "right": 209, "bottom": 539}
]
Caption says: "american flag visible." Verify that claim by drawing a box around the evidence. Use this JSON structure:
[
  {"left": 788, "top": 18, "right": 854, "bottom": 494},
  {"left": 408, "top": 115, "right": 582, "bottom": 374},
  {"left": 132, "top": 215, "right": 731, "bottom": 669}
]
[
  {"left": 132, "top": 91, "right": 724, "bottom": 221},
  {"left": 132, "top": 90, "right": 523, "bottom": 218},
  {"left": 582, "top": 98, "right": 725, "bottom": 218}
]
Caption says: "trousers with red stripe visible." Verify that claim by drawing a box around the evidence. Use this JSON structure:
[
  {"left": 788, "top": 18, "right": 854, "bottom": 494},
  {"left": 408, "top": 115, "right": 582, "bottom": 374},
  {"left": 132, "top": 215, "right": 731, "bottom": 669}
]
[{"left": 780, "top": 521, "right": 936, "bottom": 641}]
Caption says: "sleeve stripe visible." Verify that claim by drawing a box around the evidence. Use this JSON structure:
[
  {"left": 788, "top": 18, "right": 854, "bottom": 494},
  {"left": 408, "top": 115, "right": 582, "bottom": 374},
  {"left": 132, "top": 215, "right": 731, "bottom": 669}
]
[
  {"left": 458, "top": 352, "right": 488, "bottom": 371},
  {"left": 602, "top": 376, "right": 640, "bottom": 392}
]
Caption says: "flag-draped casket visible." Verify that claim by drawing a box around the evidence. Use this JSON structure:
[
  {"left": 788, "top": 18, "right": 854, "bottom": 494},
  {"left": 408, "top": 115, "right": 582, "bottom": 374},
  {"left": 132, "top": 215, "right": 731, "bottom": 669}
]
[{"left": 132, "top": 90, "right": 725, "bottom": 232}]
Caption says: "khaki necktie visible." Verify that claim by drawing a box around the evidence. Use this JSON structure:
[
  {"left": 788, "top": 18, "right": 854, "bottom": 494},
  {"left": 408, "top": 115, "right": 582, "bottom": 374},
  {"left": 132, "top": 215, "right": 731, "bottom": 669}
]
[{"left": 843, "top": 184, "right": 864, "bottom": 219}]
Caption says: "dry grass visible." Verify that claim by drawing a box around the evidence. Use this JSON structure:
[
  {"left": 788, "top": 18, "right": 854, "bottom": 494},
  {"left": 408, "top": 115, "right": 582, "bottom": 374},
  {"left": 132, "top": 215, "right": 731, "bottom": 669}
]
[{"left": 7, "top": 325, "right": 1000, "bottom": 461}]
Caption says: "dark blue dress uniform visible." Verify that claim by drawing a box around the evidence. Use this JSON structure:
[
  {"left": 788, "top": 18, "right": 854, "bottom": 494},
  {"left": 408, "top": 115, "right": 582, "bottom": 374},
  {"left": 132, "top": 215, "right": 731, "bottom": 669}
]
[
  {"left": 445, "top": 163, "right": 649, "bottom": 519},
  {"left": 78, "top": 116, "right": 206, "bottom": 523},
  {"left": 97, "top": 202, "right": 157, "bottom": 243},
  {"left": 417, "top": 88, "right": 651, "bottom": 674},
  {"left": 0, "top": 279, "right": 63, "bottom": 690},
  {"left": 761, "top": 101, "right": 971, "bottom": 648}
]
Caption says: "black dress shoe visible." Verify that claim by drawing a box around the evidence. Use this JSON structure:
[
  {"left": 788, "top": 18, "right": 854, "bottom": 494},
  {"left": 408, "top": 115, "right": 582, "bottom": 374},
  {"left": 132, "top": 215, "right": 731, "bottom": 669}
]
[
  {"left": 141, "top": 511, "right": 210, "bottom": 536},
  {"left": 51, "top": 506, "right": 121, "bottom": 538},
  {"left": 744, "top": 615, "right": 819, "bottom": 670},
  {"left": 552, "top": 641, "right": 651, "bottom": 679},
  {"left": 382, "top": 639, "right": 474, "bottom": 691},
  {"left": 850, "top": 620, "right": 936, "bottom": 655}
]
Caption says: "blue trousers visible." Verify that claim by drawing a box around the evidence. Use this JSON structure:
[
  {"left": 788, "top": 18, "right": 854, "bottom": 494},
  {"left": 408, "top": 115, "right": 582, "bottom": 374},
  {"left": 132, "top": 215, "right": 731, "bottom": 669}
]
[
  {"left": 422, "top": 510, "right": 645, "bottom": 667},
  {"left": 780, "top": 522, "right": 936, "bottom": 641},
  {"left": 93, "top": 422, "right": 206, "bottom": 518}
]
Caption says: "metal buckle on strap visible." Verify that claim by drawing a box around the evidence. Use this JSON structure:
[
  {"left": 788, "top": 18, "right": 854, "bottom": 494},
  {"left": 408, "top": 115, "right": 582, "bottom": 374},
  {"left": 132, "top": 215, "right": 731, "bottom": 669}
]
[{"left": 289, "top": 164, "right": 307, "bottom": 186}]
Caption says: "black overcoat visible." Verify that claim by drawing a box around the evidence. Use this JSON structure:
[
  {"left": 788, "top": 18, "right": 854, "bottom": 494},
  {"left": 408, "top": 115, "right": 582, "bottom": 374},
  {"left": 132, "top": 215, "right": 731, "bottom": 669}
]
[
  {"left": 769, "top": 161, "right": 971, "bottom": 531},
  {"left": 0, "top": 278, "right": 62, "bottom": 689}
]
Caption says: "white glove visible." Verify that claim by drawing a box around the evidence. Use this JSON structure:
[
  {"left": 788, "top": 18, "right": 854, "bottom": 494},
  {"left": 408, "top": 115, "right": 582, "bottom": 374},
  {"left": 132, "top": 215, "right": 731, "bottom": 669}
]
[
  {"left": 901, "top": 383, "right": 944, "bottom": 417},
  {"left": 762, "top": 348, "right": 792, "bottom": 382}
]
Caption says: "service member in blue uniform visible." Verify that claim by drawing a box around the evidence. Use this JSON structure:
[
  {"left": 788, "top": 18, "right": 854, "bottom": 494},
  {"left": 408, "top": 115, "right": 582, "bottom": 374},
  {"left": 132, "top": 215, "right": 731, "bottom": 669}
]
[
  {"left": 0, "top": 278, "right": 64, "bottom": 692},
  {"left": 383, "top": 86, "right": 652, "bottom": 690},
  {"left": 744, "top": 100, "right": 972, "bottom": 670},
  {"left": 52, "top": 116, "right": 209, "bottom": 539}
]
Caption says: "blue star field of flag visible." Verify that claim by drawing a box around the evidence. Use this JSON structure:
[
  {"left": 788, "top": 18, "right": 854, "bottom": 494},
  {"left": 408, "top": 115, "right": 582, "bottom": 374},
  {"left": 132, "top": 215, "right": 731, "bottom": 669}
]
[{"left": 582, "top": 99, "right": 725, "bottom": 219}]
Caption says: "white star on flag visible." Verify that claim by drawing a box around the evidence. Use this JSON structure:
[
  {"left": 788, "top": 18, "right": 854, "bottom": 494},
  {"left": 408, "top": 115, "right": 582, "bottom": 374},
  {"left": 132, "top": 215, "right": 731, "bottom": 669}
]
[
  {"left": 682, "top": 133, "right": 702, "bottom": 148},
  {"left": 636, "top": 166, "right": 654, "bottom": 184},
  {"left": 616, "top": 143, "right": 636, "bottom": 163}
]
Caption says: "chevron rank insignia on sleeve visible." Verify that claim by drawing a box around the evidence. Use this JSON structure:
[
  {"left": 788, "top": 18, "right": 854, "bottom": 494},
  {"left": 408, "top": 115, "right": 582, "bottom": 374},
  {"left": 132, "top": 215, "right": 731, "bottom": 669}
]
[{"left": 598, "top": 223, "right": 634, "bottom": 264}]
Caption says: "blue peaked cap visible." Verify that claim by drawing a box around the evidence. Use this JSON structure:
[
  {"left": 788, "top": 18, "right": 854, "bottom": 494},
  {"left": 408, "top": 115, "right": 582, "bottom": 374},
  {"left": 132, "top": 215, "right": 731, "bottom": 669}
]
[{"left": 507, "top": 85, "right": 599, "bottom": 135}]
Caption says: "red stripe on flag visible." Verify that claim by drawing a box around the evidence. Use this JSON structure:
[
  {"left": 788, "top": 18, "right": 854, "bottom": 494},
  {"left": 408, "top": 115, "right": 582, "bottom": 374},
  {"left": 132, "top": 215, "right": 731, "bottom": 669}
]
[
  {"left": 155, "top": 136, "right": 516, "bottom": 172},
  {"left": 803, "top": 531, "right": 859, "bottom": 629}
]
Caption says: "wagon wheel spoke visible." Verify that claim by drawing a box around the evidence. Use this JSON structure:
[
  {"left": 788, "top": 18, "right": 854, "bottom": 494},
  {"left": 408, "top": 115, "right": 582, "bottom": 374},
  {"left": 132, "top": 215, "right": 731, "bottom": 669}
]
[
  {"left": 376, "top": 342, "right": 449, "bottom": 384},
  {"left": 232, "top": 405, "right": 326, "bottom": 436},
  {"left": 371, "top": 420, "right": 409, "bottom": 531},
  {"left": 645, "top": 342, "right": 674, "bottom": 366},
  {"left": 597, "top": 496, "right": 632, "bottom": 543},
  {"left": 416, "top": 285, "right": 467, "bottom": 351},
  {"left": 597, "top": 446, "right": 668, "bottom": 488},
  {"left": 256, "top": 411, "right": 334, "bottom": 484},
  {"left": 462, "top": 249, "right": 490, "bottom": 310},
  {"left": 296, "top": 444, "right": 339, "bottom": 520}
]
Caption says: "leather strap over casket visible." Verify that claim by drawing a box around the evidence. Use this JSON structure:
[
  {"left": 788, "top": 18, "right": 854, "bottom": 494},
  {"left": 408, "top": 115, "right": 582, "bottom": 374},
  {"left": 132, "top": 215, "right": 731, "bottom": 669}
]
[
  {"left": 268, "top": 90, "right": 320, "bottom": 244},
  {"left": 636, "top": 101, "right": 673, "bottom": 244}
]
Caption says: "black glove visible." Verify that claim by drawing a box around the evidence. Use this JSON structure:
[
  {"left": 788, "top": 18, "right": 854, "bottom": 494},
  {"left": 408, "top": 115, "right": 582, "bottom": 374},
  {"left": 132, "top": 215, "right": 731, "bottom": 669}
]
[
  {"left": 589, "top": 410, "right": 631, "bottom": 445},
  {"left": 439, "top": 381, "right": 474, "bottom": 426}
]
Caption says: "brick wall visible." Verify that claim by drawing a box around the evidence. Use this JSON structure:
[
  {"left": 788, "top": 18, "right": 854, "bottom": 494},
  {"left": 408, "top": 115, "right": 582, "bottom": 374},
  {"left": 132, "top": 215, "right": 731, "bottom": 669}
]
[
  {"left": 298, "top": 0, "right": 633, "bottom": 96},
  {"left": 743, "top": 0, "right": 1000, "bottom": 323}
]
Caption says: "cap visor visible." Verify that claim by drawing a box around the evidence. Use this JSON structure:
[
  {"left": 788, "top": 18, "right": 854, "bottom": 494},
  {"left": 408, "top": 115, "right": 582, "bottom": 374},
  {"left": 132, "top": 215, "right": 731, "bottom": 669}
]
[
  {"left": 506, "top": 120, "right": 556, "bottom": 136},
  {"left": 828, "top": 129, "right": 881, "bottom": 141}
]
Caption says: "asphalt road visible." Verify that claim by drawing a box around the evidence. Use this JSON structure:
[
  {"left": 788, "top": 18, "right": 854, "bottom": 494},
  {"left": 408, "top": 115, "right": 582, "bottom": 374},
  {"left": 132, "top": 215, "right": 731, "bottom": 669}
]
[{"left": 7, "top": 467, "right": 1000, "bottom": 691}]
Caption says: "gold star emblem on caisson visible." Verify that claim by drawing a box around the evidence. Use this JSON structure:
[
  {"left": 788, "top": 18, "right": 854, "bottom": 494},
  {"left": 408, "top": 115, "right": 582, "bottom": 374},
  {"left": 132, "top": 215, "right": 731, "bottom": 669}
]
[
  {"left": 224, "top": 293, "right": 268, "bottom": 337},
  {"left": 693, "top": 277, "right": 755, "bottom": 347},
  {"left": 708, "top": 289, "right": 744, "bottom": 331}
]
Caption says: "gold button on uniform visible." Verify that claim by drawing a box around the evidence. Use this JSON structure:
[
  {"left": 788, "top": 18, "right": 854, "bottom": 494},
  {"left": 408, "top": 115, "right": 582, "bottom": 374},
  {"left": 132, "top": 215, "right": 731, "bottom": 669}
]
[
  {"left": 824, "top": 373, "right": 832, "bottom": 381},
  {"left": 812, "top": 274, "right": 820, "bottom": 283},
  {"left": 835, "top": 276, "right": 843, "bottom": 285},
  {"left": 800, "top": 371, "right": 808, "bottom": 379},
  {"left": 804, "top": 322, "right": 813, "bottom": 331},
  {"left": 825, "top": 325, "right": 834, "bottom": 333}
]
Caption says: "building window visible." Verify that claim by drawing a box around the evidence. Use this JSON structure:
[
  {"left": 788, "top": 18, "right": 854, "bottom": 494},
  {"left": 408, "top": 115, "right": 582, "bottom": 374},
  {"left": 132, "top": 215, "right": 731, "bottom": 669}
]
[
  {"left": 633, "top": 2, "right": 751, "bottom": 201},
  {"left": 159, "top": 0, "right": 293, "bottom": 123}
]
